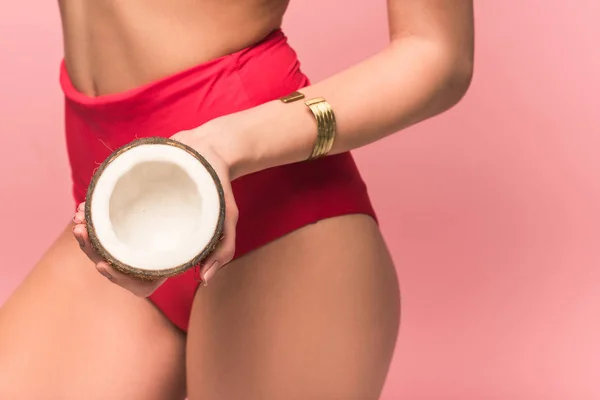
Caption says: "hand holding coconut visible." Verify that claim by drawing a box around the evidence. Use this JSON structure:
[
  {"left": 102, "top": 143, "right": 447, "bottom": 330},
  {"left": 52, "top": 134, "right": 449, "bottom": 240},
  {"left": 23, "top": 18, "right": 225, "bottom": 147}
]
[{"left": 72, "top": 121, "right": 239, "bottom": 297}]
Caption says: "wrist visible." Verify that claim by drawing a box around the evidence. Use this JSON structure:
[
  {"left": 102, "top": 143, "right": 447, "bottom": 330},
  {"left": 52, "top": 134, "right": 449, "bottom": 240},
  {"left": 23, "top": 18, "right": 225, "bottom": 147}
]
[
  {"left": 198, "top": 112, "right": 259, "bottom": 181},
  {"left": 200, "top": 96, "right": 323, "bottom": 180},
  {"left": 230, "top": 99, "right": 319, "bottom": 172}
]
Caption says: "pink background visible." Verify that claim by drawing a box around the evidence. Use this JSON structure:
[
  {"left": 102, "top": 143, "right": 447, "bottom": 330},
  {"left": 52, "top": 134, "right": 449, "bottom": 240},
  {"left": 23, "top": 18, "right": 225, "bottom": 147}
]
[{"left": 1, "top": 1, "right": 598, "bottom": 399}]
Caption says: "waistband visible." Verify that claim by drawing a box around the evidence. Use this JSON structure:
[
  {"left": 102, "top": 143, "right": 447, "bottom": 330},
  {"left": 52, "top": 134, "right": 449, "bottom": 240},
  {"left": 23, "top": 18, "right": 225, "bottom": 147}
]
[{"left": 59, "top": 28, "right": 291, "bottom": 116}]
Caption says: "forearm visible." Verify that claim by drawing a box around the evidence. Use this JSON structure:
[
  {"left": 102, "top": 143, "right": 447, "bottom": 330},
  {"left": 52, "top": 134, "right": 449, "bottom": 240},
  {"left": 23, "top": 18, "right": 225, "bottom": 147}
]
[{"left": 221, "top": 37, "right": 474, "bottom": 179}]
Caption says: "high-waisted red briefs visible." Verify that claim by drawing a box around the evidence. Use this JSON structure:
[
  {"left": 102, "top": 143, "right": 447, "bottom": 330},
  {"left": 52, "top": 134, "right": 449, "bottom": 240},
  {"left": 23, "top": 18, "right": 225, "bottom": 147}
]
[{"left": 60, "top": 29, "right": 377, "bottom": 332}]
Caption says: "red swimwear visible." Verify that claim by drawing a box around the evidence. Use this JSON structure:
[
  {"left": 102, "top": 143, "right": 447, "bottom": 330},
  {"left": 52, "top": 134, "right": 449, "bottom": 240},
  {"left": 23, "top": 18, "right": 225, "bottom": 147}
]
[{"left": 60, "top": 29, "right": 377, "bottom": 332}]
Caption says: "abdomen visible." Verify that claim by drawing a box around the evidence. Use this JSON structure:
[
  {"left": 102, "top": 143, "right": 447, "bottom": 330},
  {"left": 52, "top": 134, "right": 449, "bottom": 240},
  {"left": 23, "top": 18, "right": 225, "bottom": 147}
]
[{"left": 57, "top": 0, "right": 289, "bottom": 96}]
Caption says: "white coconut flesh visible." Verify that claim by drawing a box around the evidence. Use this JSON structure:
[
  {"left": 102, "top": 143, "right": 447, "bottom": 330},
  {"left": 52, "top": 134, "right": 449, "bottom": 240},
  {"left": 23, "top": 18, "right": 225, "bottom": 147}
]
[{"left": 89, "top": 143, "right": 221, "bottom": 272}]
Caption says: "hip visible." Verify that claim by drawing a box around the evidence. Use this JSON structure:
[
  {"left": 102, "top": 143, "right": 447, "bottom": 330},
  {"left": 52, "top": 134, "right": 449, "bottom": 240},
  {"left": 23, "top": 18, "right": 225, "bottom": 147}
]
[{"left": 60, "top": 29, "right": 377, "bottom": 258}]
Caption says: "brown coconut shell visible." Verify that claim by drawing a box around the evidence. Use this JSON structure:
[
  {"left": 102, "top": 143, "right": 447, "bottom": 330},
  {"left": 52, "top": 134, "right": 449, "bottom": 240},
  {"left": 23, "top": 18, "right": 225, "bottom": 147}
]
[{"left": 84, "top": 137, "right": 226, "bottom": 281}]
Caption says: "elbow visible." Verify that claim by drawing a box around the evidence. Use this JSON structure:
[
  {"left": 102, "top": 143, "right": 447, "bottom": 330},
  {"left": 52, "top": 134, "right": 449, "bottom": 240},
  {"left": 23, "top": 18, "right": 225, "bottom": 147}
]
[
  {"left": 414, "top": 50, "right": 474, "bottom": 121},
  {"left": 399, "top": 36, "right": 475, "bottom": 117},
  {"left": 450, "top": 57, "right": 474, "bottom": 102},
  {"left": 390, "top": 36, "right": 475, "bottom": 123},
  {"left": 432, "top": 52, "right": 474, "bottom": 114},
  {"left": 440, "top": 49, "right": 475, "bottom": 109},
  {"left": 389, "top": 36, "right": 474, "bottom": 108}
]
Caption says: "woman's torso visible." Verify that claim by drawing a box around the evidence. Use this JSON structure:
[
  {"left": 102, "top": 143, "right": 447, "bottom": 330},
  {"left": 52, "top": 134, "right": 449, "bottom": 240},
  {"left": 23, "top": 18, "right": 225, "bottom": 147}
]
[{"left": 58, "top": 0, "right": 289, "bottom": 96}]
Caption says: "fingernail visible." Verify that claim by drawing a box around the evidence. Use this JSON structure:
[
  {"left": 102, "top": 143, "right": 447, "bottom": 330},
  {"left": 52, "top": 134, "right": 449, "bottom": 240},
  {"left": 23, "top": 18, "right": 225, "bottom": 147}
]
[
  {"left": 73, "top": 213, "right": 84, "bottom": 224},
  {"left": 98, "top": 268, "right": 113, "bottom": 281},
  {"left": 201, "top": 261, "right": 220, "bottom": 287},
  {"left": 73, "top": 229, "right": 85, "bottom": 248}
]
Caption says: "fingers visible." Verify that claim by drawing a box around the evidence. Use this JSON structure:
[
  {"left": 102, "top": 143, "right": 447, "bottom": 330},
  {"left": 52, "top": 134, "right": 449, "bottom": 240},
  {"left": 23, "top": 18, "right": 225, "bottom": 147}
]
[
  {"left": 95, "top": 261, "right": 117, "bottom": 282},
  {"left": 72, "top": 201, "right": 166, "bottom": 297},
  {"left": 73, "top": 202, "right": 85, "bottom": 224},
  {"left": 74, "top": 177, "right": 238, "bottom": 292},
  {"left": 72, "top": 225, "right": 103, "bottom": 265},
  {"left": 73, "top": 211, "right": 85, "bottom": 225},
  {"left": 72, "top": 212, "right": 105, "bottom": 266},
  {"left": 199, "top": 202, "right": 238, "bottom": 287},
  {"left": 96, "top": 261, "right": 166, "bottom": 297}
]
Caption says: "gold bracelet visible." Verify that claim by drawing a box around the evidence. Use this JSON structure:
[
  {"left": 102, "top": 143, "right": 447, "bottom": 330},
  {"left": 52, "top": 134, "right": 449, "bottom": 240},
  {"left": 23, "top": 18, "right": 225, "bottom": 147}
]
[{"left": 279, "top": 91, "right": 336, "bottom": 161}]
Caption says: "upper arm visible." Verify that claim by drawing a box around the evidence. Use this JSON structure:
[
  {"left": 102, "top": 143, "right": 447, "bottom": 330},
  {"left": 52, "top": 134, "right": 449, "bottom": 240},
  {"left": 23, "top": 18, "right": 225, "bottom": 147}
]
[{"left": 387, "top": 0, "right": 474, "bottom": 60}]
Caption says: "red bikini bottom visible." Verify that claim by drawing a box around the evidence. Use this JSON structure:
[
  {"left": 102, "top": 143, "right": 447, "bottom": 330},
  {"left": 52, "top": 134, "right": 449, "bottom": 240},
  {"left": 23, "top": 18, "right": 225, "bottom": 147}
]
[{"left": 60, "top": 29, "right": 377, "bottom": 332}]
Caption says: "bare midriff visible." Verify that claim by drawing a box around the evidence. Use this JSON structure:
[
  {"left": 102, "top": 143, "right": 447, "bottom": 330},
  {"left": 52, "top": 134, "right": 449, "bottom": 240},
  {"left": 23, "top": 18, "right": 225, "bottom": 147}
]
[{"left": 58, "top": 0, "right": 289, "bottom": 97}]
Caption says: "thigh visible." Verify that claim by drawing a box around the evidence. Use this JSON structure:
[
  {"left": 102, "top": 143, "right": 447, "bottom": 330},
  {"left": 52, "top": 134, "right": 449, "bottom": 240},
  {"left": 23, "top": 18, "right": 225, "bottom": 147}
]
[
  {"left": 0, "top": 223, "right": 187, "bottom": 400},
  {"left": 186, "top": 214, "right": 401, "bottom": 400}
]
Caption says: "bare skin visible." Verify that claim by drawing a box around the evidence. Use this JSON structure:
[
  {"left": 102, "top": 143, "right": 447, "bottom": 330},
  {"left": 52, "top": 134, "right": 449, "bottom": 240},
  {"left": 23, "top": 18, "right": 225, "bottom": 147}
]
[
  {"left": 0, "top": 215, "right": 399, "bottom": 399},
  {"left": 0, "top": 224, "right": 188, "bottom": 400},
  {"left": 58, "top": 0, "right": 289, "bottom": 96},
  {"left": 1, "top": 0, "right": 474, "bottom": 398},
  {"left": 187, "top": 214, "right": 399, "bottom": 399}
]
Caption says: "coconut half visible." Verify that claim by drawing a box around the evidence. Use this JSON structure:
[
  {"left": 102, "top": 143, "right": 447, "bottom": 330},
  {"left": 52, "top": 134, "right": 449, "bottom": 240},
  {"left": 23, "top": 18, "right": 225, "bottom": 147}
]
[{"left": 84, "top": 137, "right": 225, "bottom": 280}]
